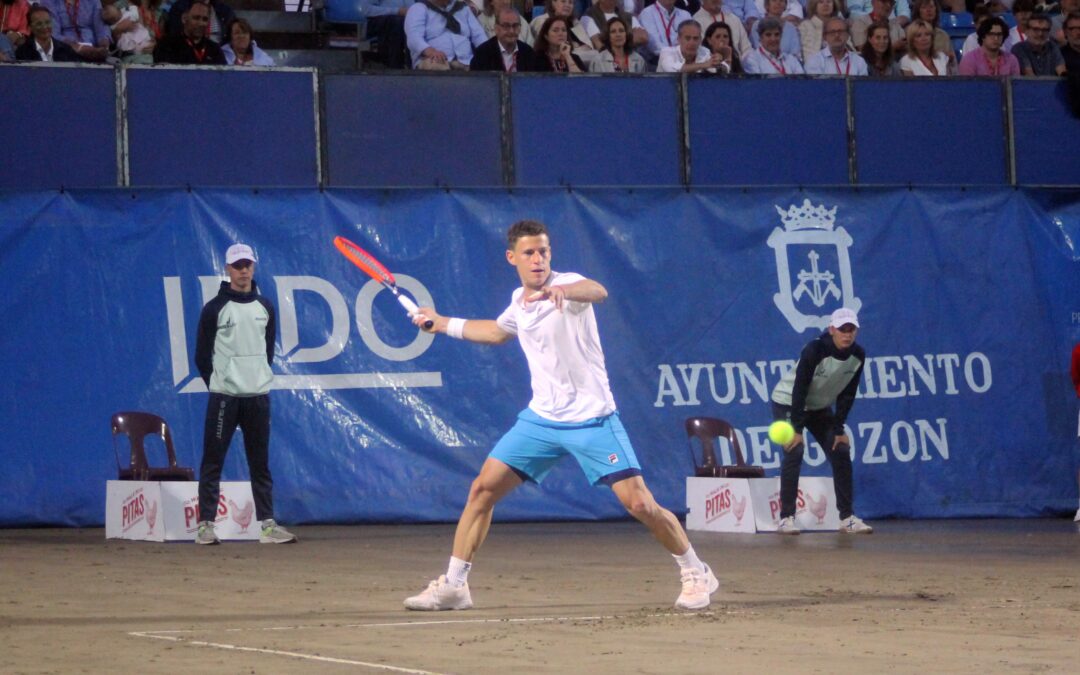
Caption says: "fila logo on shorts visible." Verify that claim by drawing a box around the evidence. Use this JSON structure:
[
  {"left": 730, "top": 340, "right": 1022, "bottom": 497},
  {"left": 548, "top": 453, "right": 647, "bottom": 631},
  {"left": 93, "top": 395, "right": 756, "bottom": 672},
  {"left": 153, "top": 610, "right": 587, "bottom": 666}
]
[{"left": 608, "top": 453, "right": 619, "bottom": 465}]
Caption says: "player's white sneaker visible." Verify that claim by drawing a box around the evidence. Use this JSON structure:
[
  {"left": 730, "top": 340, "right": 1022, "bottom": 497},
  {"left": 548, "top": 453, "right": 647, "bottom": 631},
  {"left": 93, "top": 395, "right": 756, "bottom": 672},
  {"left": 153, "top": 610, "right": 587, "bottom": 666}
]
[
  {"left": 260, "top": 519, "right": 298, "bottom": 544},
  {"left": 839, "top": 515, "right": 873, "bottom": 534},
  {"left": 195, "top": 520, "right": 219, "bottom": 545},
  {"left": 404, "top": 575, "right": 473, "bottom": 611},
  {"left": 1073, "top": 508, "right": 1080, "bottom": 523},
  {"left": 776, "top": 516, "right": 800, "bottom": 535},
  {"left": 675, "top": 563, "right": 719, "bottom": 610}
]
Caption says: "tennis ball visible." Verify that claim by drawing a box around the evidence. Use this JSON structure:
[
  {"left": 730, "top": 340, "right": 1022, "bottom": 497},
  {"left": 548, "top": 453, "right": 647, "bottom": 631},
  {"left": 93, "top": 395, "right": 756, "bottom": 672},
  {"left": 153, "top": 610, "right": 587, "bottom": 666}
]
[{"left": 768, "top": 421, "right": 795, "bottom": 445}]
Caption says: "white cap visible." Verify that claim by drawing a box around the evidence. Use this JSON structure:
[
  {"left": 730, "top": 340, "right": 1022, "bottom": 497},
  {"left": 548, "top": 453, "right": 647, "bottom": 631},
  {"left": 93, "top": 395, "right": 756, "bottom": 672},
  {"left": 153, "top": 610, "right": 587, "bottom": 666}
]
[
  {"left": 225, "top": 243, "right": 256, "bottom": 265},
  {"left": 829, "top": 307, "right": 860, "bottom": 329}
]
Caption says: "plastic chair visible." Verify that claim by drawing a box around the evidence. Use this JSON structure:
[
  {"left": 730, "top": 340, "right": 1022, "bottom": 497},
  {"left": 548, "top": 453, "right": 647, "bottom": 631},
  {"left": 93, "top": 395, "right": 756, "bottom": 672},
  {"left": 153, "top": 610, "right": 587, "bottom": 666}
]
[
  {"left": 111, "top": 411, "right": 195, "bottom": 481},
  {"left": 942, "top": 12, "right": 974, "bottom": 29},
  {"left": 684, "top": 417, "right": 765, "bottom": 479},
  {"left": 997, "top": 12, "right": 1017, "bottom": 28}
]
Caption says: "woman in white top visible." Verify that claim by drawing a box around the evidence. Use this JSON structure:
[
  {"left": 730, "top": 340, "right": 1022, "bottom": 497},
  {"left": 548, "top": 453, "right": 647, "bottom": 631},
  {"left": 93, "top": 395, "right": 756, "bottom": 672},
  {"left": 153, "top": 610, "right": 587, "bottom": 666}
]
[
  {"left": 899, "top": 19, "right": 949, "bottom": 76},
  {"left": 589, "top": 16, "right": 646, "bottom": 72},
  {"left": 222, "top": 18, "right": 274, "bottom": 66},
  {"left": 799, "top": 0, "right": 841, "bottom": 64}
]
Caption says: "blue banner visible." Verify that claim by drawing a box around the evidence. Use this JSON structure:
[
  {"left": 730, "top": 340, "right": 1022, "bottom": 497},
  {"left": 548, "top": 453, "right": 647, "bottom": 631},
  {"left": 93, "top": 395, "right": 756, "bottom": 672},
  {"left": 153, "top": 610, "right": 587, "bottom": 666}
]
[{"left": 2, "top": 187, "right": 1078, "bottom": 526}]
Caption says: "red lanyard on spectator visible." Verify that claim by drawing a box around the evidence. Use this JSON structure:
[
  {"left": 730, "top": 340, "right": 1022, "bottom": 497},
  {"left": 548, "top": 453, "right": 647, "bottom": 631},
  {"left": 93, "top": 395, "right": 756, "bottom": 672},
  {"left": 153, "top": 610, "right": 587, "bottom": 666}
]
[
  {"left": 187, "top": 38, "right": 207, "bottom": 63},
  {"left": 65, "top": 0, "right": 84, "bottom": 42},
  {"left": 832, "top": 53, "right": 849, "bottom": 75},
  {"left": 708, "top": 11, "right": 725, "bottom": 27},
  {"left": 760, "top": 47, "right": 785, "bottom": 74},
  {"left": 657, "top": 6, "right": 676, "bottom": 45},
  {"left": 1015, "top": 26, "right": 1024, "bottom": 42},
  {"left": 616, "top": 52, "right": 628, "bottom": 71},
  {"left": 985, "top": 50, "right": 1000, "bottom": 75}
]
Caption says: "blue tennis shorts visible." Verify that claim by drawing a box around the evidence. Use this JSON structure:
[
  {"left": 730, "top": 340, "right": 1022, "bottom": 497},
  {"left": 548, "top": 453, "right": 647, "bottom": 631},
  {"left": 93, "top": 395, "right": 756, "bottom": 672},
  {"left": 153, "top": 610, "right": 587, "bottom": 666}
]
[{"left": 490, "top": 409, "right": 643, "bottom": 487}]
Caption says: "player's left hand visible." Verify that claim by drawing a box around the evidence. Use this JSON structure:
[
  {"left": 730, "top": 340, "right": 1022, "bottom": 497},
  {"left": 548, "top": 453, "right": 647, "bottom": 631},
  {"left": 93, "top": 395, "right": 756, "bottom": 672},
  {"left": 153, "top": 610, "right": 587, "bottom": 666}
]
[
  {"left": 832, "top": 434, "right": 850, "bottom": 451},
  {"left": 525, "top": 285, "right": 566, "bottom": 310}
]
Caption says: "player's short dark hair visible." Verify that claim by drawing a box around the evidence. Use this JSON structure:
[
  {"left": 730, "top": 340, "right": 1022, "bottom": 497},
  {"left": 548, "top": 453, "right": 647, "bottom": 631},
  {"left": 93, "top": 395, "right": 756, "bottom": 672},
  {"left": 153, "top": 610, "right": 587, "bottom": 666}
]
[{"left": 507, "top": 220, "right": 548, "bottom": 249}]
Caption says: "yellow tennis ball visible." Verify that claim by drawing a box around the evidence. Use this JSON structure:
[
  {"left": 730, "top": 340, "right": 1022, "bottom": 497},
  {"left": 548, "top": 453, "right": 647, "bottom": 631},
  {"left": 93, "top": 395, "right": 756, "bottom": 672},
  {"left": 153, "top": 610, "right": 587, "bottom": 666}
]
[{"left": 768, "top": 421, "right": 795, "bottom": 445}]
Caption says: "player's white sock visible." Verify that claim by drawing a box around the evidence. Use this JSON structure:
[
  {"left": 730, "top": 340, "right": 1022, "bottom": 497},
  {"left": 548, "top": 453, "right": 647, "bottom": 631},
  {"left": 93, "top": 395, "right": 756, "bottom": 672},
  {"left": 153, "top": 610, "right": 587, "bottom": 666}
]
[
  {"left": 446, "top": 556, "right": 472, "bottom": 588},
  {"left": 673, "top": 545, "right": 706, "bottom": 574}
]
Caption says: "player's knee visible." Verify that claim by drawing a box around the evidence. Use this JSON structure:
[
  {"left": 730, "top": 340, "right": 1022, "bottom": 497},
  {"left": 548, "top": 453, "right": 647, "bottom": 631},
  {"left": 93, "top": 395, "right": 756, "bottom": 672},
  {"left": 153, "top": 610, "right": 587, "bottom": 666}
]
[
  {"left": 466, "top": 478, "right": 498, "bottom": 509},
  {"left": 623, "top": 493, "right": 658, "bottom": 520}
]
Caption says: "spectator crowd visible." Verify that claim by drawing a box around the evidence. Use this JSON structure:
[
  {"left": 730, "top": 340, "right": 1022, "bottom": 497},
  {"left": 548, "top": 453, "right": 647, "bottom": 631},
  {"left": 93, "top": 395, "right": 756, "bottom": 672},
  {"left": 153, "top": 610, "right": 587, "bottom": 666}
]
[
  {"left": 0, "top": 0, "right": 277, "bottom": 64},
  {"left": 1, "top": 0, "right": 1077, "bottom": 80}
]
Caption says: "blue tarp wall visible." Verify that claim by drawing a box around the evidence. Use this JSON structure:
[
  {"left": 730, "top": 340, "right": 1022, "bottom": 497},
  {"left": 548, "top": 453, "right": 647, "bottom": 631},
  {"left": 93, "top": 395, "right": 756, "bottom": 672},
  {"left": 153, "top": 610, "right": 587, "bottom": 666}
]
[{"left": 1, "top": 67, "right": 1079, "bottom": 526}]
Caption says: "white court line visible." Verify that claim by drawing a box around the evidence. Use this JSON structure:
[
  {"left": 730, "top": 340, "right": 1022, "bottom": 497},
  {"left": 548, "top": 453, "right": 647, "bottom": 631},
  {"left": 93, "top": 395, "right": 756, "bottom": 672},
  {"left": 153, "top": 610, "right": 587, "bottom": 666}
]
[
  {"left": 130, "top": 632, "right": 445, "bottom": 674},
  {"left": 128, "top": 612, "right": 713, "bottom": 672}
]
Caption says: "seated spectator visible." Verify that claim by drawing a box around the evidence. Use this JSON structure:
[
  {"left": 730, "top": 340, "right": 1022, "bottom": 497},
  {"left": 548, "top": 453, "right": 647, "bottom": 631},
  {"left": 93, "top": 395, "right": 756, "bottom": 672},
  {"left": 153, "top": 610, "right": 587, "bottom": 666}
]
[
  {"left": 40, "top": 0, "right": 110, "bottom": 61},
  {"left": 532, "top": 14, "right": 584, "bottom": 70},
  {"left": 799, "top": 0, "right": 841, "bottom": 63},
  {"left": 582, "top": 0, "right": 647, "bottom": 51},
  {"left": 899, "top": 18, "right": 950, "bottom": 73},
  {"left": 744, "top": 15, "right": 804, "bottom": 70},
  {"left": 658, "top": 18, "right": 720, "bottom": 70},
  {"left": 15, "top": 4, "right": 81, "bottom": 60},
  {"left": 152, "top": 0, "right": 225, "bottom": 64},
  {"left": 751, "top": 0, "right": 804, "bottom": 23},
  {"left": 471, "top": 6, "right": 538, "bottom": 70},
  {"left": 222, "top": 17, "right": 273, "bottom": 66},
  {"left": 848, "top": 0, "right": 910, "bottom": 24},
  {"left": 2, "top": 0, "right": 31, "bottom": 51},
  {"left": 138, "top": 0, "right": 167, "bottom": 41},
  {"left": 806, "top": 16, "right": 869, "bottom": 72},
  {"left": 102, "top": 1, "right": 154, "bottom": 63},
  {"left": 703, "top": 18, "right": 745, "bottom": 71},
  {"left": 589, "top": 15, "right": 647, "bottom": 71},
  {"left": 1011, "top": 13, "right": 1065, "bottom": 74},
  {"left": 1062, "top": 12, "right": 1080, "bottom": 72},
  {"left": 1009, "top": 0, "right": 1034, "bottom": 46},
  {"left": 1052, "top": 0, "right": 1079, "bottom": 45},
  {"left": 480, "top": 0, "right": 528, "bottom": 42},
  {"left": 720, "top": 0, "right": 761, "bottom": 30},
  {"left": 911, "top": 0, "right": 954, "bottom": 64},
  {"left": 851, "top": 0, "right": 907, "bottom": 53},
  {"left": 694, "top": 0, "right": 751, "bottom": 56},
  {"left": 404, "top": 0, "right": 487, "bottom": 70},
  {"left": 958, "top": 15, "right": 1020, "bottom": 74},
  {"left": 749, "top": 0, "right": 801, "bottom": 59},
  {"left": 861, "top": 20, "right": 901, "bottom": 74},
  {"left": 640, "top": 0, "right": 693, "bottom": 63},
  {"left": 165, "top": 0, "right": 233, "bottom": 44},
  {"left": 361, "top": 0, "right": 414, "bottom": 69},
  {"left": 962, "top": 5, "right": 1011, "bottom": 53}
]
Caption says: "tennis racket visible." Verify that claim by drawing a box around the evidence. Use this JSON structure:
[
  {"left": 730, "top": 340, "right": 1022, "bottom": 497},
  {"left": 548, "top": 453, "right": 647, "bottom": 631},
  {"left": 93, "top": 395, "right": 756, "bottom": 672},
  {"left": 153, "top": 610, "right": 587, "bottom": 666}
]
[{"left": 333, "top": 236, "right": 433, "bottom": 330}]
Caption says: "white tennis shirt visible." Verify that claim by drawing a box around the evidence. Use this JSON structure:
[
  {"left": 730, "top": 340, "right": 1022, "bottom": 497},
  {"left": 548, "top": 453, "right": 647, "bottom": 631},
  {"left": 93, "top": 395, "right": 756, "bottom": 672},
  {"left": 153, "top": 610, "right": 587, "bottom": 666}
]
[{"left": 496, "top": 271, "right": 617, "bottom": 423}]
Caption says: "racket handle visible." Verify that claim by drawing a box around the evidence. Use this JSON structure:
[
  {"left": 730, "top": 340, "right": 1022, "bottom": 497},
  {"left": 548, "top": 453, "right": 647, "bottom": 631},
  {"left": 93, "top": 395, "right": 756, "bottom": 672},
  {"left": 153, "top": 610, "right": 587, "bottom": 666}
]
[{"left": 396, "top": 294, "right": 435, "bottom": 330}]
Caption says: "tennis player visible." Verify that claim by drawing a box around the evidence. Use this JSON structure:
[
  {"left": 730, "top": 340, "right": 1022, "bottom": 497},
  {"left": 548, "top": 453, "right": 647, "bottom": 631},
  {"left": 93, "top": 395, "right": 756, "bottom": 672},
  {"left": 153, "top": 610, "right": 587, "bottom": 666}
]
[
  {"left": 403, "top": 220, "right": 718, "bottom": 611},
  {"left": 770, "top": 307, "right": 872, "bottom": 535}
]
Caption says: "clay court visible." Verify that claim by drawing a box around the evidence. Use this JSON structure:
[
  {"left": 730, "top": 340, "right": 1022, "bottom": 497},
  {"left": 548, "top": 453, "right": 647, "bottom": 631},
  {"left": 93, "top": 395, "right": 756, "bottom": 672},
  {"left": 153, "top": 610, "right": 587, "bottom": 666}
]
[{"left": 2, "top": 519, "right": 1078, "bottom": 674}]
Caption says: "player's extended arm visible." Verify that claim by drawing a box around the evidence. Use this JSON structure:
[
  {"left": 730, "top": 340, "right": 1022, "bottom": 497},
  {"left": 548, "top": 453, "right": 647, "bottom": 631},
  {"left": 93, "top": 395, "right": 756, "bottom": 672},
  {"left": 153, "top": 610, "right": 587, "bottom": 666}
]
[
  {"left": 525, "top": 279, "right": 608, "bottom": 310},
  {"left": 413, "top": 308, "right": 514, "bottom": 345}
]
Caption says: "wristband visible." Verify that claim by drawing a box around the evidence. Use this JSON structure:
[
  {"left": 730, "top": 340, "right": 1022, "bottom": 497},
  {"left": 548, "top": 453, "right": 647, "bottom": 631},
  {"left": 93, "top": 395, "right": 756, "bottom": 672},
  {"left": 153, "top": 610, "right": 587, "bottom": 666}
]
[{"left": 446, "top": 318, "right": 466, "bottom": 339}]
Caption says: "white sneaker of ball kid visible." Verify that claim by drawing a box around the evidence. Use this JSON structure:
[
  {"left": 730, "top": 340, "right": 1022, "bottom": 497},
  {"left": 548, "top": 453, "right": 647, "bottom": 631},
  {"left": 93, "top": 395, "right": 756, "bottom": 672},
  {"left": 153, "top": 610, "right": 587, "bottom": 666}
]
[
  {"left": 404, "top": 575, "right": 473, "bottom": 611},
  {"left": 675, "top": 563, "right": 719, "bottom": 610},
  {"left": 776, "top": 516, "right": 800, "bottom": 535},
  {"left": 839, "top": 515, "right": 874, "bottom": 534}
]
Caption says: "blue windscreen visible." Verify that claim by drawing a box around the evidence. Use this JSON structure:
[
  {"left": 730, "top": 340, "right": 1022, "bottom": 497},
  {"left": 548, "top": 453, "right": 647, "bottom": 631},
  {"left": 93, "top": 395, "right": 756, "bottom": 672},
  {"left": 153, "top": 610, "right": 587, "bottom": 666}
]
[
  {"left": 852, "top": 79, "right": 1006, "bottom": 185},
  {"left": 511, "top": 76, "right": 682, "bottom": 186},
  {"left": 1011, "top": 80, "right": 1080, "bottom": 186},
  {"left": 323, "top": 73, "right": 504, "bottom": 186},
  {"left": 688, "top": 78, "right": 849, "bottom": 186},
  {"left": 125, "top": 67, "right": 318, "bottom": 187},
  {"left": 0, "top": 65, "right": 117, "bottom": 189}
]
